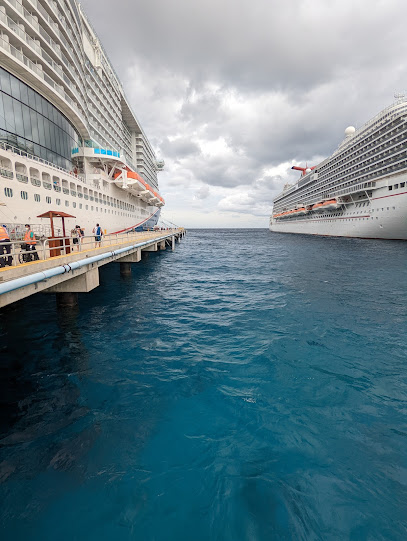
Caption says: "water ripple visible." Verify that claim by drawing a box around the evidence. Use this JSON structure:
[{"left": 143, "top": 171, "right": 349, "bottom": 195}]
[{"left": 0, "top": 230, "right": 407, "bottom": 540}]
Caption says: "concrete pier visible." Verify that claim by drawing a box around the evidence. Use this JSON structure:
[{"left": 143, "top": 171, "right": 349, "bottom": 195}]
[{"left": 0, "top": 229, "right": 185, "bottom": 309}]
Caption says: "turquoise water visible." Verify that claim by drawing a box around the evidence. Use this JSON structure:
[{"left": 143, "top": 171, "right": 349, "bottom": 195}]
[{"left": 1, "top": 229, "right": 407, "bottom": 540}]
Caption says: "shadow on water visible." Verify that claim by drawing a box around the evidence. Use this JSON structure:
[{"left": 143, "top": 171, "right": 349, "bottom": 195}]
[{"left": 0, "top": 296, "right": 94, "bottom": 485}]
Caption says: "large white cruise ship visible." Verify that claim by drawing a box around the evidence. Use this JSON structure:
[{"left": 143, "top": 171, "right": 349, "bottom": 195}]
[
  {"left": 0, "top": 0, "right": 165, "bottom": 236},
  {"left": 269, "top": 98, "right": 407, "bottom": 240}
]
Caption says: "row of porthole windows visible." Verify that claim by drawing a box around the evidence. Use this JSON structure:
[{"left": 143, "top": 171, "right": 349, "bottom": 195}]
[
  {"left": 5, "top": 174, "right": 139, "bottom": 212},
  {"left": 3, "top": 187, "right": 140, "bottom": 217}
]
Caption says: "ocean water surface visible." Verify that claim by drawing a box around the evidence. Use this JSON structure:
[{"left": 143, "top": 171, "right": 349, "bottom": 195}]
[{"left": 1, "top": 229, "right": 407, "bottom": 540}]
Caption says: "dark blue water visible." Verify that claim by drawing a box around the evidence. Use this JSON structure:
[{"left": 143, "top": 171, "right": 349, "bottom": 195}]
[{"left": 1, "top": 230, "right": 407, "bottom": 540}]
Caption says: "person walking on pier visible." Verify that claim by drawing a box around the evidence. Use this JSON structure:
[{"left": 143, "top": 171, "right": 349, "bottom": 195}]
[
  {"left": 24, "top": 224, "right": 39, "bottom": 262},
  {"left": 93, "top": 223, "right": 103, "bottom": 248},
  {"left": 0, "top": 224, "right": 12, "bottom": 267}
]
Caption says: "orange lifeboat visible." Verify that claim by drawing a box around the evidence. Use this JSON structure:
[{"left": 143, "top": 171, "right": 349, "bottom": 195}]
[
  {"left": 312, "top": 202, "right": 324, "bottom": 212},
  {"left": 321, "top": 199, "right": 339, "bottom": 210}
]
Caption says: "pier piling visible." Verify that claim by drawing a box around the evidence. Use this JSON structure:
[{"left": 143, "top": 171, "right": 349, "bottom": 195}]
[
  {"left": 56, "top": 292, "right": 78, "bottom": 308},
  {"left": 120, "top": 262, "right": 132, "bottom": 276},
  {"left": 0, "top": 229, "right": 185, "bottom": 309}
]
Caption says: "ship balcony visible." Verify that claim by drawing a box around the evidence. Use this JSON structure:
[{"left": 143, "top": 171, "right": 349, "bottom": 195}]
[
  {"left": 0, "top": 10, "right": 87, "bottom": 109},
  {"left": 0, "top": 33, "right": 89, "bottom": 137}
]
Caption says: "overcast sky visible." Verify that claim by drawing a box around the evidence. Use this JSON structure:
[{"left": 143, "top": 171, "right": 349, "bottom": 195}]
[{"left": 80, "top": 0, "right": 407, "bottom": 228}]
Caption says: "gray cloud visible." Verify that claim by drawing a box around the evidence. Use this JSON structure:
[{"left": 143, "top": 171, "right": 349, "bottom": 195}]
[
  {"left": 80, "top": 0, "right": 407, "bottom": 226},
  {"left": 160, "top": 137, "right": 201, "bottom": 159}
]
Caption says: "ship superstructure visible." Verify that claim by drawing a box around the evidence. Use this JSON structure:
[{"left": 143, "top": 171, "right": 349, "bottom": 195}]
[
  {"left": 269, "top": 98, "right": 407, "bottom": 240},
  {"left": 0, "top": 0, "right": 164, "bottom": 235}
]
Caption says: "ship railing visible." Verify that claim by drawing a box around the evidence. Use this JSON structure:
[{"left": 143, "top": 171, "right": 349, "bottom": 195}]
[
  {"left": 0, "top": 141, "right": 87, "bottom": 184},
  {"left": 0, "top": 229, "right": 181, "bottom": 268},
  {"left": 332, "top": 100, "right": 407, "bottom": 157}
]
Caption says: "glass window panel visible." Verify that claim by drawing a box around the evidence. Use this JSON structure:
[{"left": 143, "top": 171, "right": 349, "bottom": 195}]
[
  {"left": 43, "top": 118, "right": 51, "bottom": 149},
  {"left": 35, "top": 93, "right": 43, "bottom": 115},
  {"left": 22, "top": 104, "right": 32, "bottom": 141},
  {"left": 55, "top": 127, "right": 62, "bottom": 156},
  {"left": 27, "top": 87, "right": 36, "bottom": 109},
  {"left": 30, "top": 109, "right": 39, "bottom": 143},
  {"left": 55, "top": 109, "right": 62, "bottom": 128},
  {"left": 12, "top": 100, "right": 24, "bottom": 137},
  {"left": 33, "top": 143, "right": 42, "bottom": 157},
  {"left": 0, "top": 93, "right": 5, "bottom": 131},
  {"left": 49, "top": 123, "right": 56, "bottom": 153},
  {"left": 10, "top": 76, "right": 21, "bottom": 101},
  {"left": 52, "top": 106, "right": 59, "bottom": 125},
  {"left": 19, "top": 82, "right": 28, "bottom": 105},
  {"left": 36, "top": 114, "right": 45, "bottom": 146},
  {"left": 39, "top": 145, "right": 47, "bottom": 161},
  {"left": 16, "top": 136, "right": 26, "bottom": 151},
  {"left": 43, "top": 100, "right": 51, "bottom": 120},
  {"left": 0, "top": 69, "right": 11, "bottom": 95},
  {"left": 3, "top": 94, "right": 15, "bottom": 132},
  {"left": 47, "top": 101, "right": 53, "bottom": 121}
]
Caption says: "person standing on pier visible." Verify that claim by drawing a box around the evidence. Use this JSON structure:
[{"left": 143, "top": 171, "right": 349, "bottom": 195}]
[
  {"left": 0, "top": 224, "right": 12, "bottom": 267},
  {"left": 77, "top": 225, "right": 84, "bottom": 247},
  {"left": 24, "top": 224, "right": 39, "bottom": 262},
  {"left": 93, "top": 223, "right": 103, "bottom": 248}
]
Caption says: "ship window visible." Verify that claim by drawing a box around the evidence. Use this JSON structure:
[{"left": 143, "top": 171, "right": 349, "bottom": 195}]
[
  {"left": 79, "top": 203, "right": 82, "bottom": 209},
  {"left": 46, "top": 196, "right": 51, "bottom": 204},
  {"left": 73, "top": 202, "right": 76, "bottom": 208},
  {"left": 394, "top": 184, "right": 399, "bottom": 189},
  {"left": 21, "top": 191, "right": 28, "bottom": 200},
  {"left": 91, "top": 206, "right": 94, "bottom": 211},
  {"left": 401, "top": 182, "right": 405, "bottom": 188},
  {"left": 96, "top": 207, "right": 98, "bottom": 212},
  {"left": 34, "top": 194, "right": 40, "bottom": 202},
  {"left": 56, "top": 198, "right": 61, "bottom": 205},
  {"left": 65, "top": 201, "right": 69, "bottom": 206},
  {"left": 85, "top": 205, "right": 88, "bottom": 210},
  {"left": 4, "top": 187, "right": 12, "bottom": 197}
]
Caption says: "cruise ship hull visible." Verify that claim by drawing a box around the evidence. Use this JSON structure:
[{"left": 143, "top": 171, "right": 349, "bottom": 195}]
[
  {"left": 0, "top": 1, "right": 165, "bottom": 236},
  {"left": 270, "top": 100, "right": 407, "bottom": 241},
  {"left": 270, "top": 182, "right": 407, "bottom": 240}
]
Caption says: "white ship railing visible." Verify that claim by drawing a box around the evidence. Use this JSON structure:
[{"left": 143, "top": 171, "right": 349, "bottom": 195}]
[
  {"left": 0, "top": 141, "right": 87, "bottom": 183},
  {"left": 332, "top": 100, "right": 407, "bottom": 156}
]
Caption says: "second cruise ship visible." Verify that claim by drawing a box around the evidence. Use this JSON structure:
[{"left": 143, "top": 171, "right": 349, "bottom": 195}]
[
  {"left": 269, "top": 98, "right": 407, "bottom": 240},
  {"left": 0, "top": 0, "right": 165, "bottom": 236}
]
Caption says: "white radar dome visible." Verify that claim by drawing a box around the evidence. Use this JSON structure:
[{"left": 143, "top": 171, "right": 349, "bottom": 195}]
[
  {"left": 305, "top": 168, "right": 311, "bottom": 173},
  {"left": 345, "top": 126, "right": 356, "bottom": 137}
]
